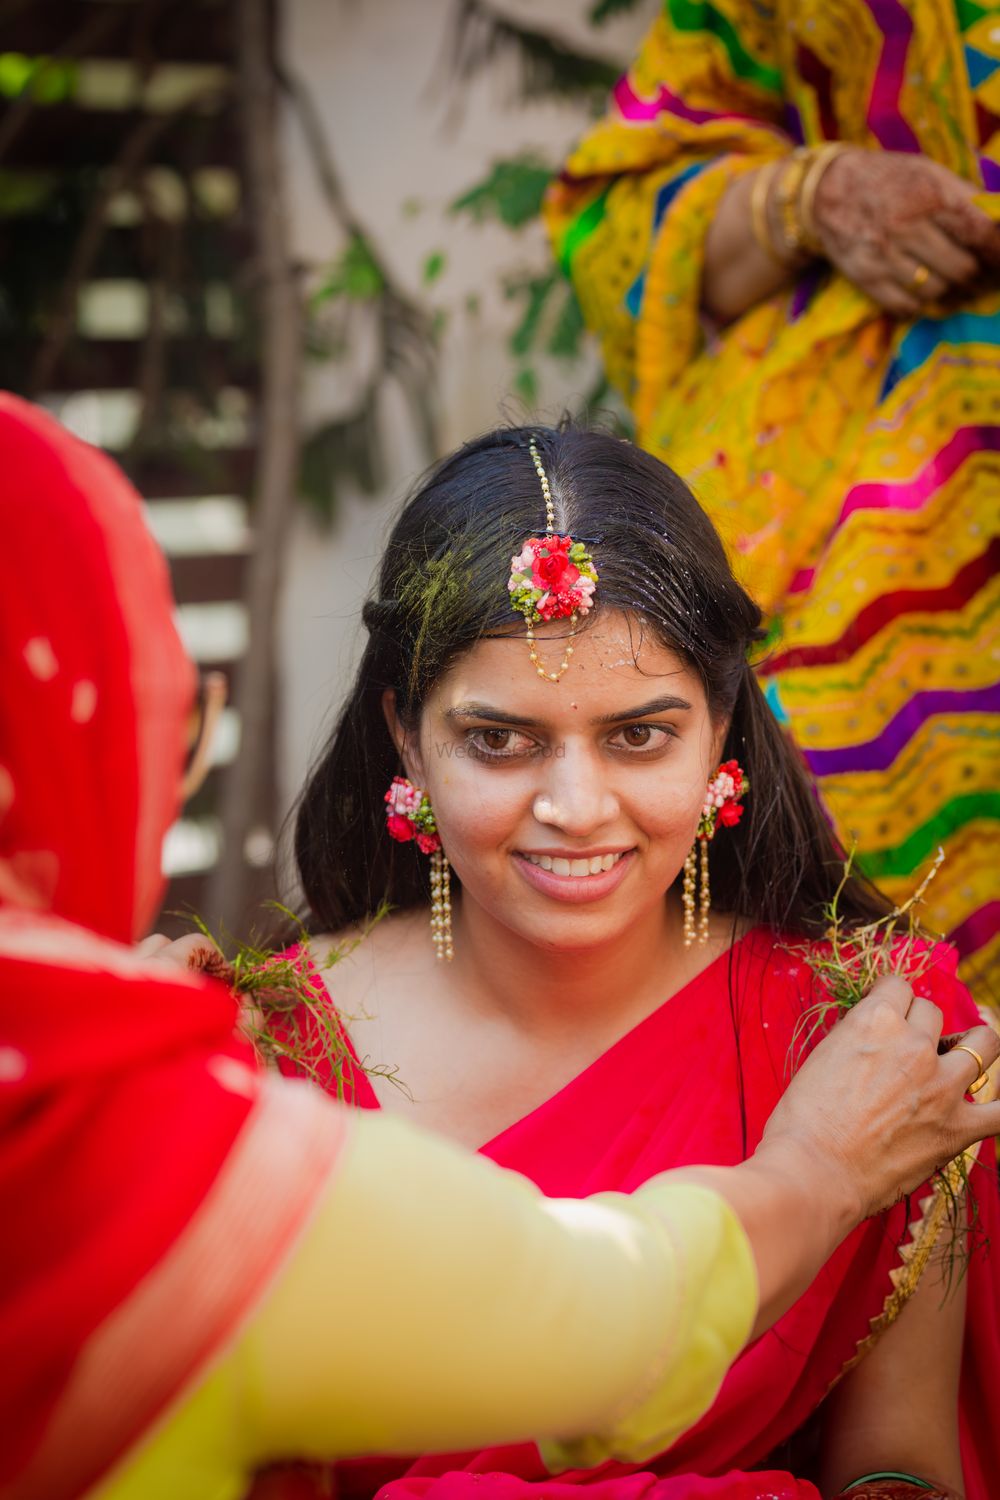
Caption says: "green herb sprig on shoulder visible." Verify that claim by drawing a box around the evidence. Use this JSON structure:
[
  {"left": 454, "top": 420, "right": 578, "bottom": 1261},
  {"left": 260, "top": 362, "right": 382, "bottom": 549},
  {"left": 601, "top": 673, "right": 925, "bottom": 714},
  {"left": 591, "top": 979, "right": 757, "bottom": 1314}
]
[
  {"left": 184, "top": 901, "right": 407, "bottom": 1103},
  {"left": 787, "top": 848, "right": 984, "bottom": 1297}
]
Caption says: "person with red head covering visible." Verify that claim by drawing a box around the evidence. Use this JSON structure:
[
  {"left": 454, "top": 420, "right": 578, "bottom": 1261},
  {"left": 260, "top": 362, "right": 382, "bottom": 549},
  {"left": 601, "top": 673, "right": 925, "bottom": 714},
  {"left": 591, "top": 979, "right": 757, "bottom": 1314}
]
[{"left": 0, "top": 394, "right": 997, "bottom": 1500}]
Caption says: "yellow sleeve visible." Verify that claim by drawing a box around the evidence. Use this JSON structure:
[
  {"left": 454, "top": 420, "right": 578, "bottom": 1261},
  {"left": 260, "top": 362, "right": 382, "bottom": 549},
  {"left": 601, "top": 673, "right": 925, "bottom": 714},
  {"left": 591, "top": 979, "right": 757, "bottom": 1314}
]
[
  {"left": 90, "top": 1108, "right": 757, "bottom": 1498},
  {"left": 237, "top": 1110, "right": 757, "bottom": 1467},
  {"left": 544, "top": 2, "right": 788, "bottom": 430}
]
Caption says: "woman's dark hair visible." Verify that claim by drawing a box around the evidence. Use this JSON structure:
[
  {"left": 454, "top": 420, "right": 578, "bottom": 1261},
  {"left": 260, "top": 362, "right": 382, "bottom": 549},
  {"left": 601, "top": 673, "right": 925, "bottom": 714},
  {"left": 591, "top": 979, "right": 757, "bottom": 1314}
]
[{"left": 294, "top": 421, "right": 889, "bottom": 937}]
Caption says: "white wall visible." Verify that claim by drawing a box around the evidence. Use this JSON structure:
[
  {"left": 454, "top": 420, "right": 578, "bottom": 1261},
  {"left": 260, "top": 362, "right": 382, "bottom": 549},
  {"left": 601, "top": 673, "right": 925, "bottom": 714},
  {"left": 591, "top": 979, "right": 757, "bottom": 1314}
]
[{"left": 275, "top": 0, "right": 656, "bottom": 823}]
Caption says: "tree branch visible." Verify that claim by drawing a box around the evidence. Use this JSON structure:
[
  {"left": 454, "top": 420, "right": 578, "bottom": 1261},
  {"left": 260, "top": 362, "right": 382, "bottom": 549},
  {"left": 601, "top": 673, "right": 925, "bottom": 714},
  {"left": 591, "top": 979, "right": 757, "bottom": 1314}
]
[{"left": 206, "top": 0, "right": 303, "bottom": 927}]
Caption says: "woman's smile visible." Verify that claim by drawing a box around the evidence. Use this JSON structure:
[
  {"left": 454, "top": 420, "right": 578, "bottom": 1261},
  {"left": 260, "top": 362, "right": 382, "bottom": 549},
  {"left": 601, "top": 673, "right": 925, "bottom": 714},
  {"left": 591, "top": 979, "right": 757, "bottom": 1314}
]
[{"left": 513, "top": 847, "right": 636, "bottom": 903}]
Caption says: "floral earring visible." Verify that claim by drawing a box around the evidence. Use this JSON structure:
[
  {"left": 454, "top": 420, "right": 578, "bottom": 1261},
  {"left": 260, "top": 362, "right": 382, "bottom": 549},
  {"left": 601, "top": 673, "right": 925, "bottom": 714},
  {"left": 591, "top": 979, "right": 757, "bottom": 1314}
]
[
  {"left": 385, "top": 775, "right": 453, "bottom": 961},
  {"left": 682, "top": 760, "right": 748, "bottom": 947}
]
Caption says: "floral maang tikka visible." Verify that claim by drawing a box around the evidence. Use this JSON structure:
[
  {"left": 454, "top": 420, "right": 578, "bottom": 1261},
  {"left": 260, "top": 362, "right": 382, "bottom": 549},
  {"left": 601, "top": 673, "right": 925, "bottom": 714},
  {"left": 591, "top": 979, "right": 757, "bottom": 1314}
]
[{"left": 507, "top": 439, "right": 599, "bottom": 683}]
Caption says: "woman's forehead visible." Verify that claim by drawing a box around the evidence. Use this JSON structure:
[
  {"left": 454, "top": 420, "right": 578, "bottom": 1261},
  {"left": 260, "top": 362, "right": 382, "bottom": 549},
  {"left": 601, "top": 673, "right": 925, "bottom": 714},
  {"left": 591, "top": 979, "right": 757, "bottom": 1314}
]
[{"left": 430, "top": 612, "right": 704, "bottom": 719}]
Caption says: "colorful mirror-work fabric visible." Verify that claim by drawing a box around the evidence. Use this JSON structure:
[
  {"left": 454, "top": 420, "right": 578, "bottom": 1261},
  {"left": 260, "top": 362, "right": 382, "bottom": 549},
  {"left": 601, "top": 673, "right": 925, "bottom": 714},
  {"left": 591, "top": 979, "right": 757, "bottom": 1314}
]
[{"left": 547, "top": 0, "right": 1000, "bottom": 1000}]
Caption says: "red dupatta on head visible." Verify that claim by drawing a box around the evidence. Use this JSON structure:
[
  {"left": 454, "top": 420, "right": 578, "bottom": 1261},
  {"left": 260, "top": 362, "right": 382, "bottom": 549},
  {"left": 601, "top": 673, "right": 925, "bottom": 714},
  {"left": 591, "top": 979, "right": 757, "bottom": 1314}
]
[
  {"left": 259, "top": 932, "right": 1000, "bottom": 1500},
  {"left": 0, "top": 398, "right": 346, "bottom": 1500}
]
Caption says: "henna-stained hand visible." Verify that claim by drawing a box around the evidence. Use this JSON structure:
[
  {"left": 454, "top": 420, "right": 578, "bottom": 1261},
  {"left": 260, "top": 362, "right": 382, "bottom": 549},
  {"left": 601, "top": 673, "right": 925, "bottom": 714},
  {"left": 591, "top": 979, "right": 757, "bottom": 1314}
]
[{"left": 812, "top": 147, "right": 1000, "bottom": 317}]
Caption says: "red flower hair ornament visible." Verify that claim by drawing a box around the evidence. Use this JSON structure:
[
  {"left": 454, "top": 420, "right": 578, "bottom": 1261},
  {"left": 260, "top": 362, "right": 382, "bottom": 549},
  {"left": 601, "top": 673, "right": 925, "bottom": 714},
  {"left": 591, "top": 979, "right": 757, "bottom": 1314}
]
[{"left": 507, "top": 439, "right": 599, "bottom": 683}]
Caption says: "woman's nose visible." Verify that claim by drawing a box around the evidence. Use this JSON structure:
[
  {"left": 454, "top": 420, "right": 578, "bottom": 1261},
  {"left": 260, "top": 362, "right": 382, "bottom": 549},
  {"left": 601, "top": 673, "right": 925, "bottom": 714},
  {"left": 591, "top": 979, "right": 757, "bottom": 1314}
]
[{"left": 531, "top": 750, "right": 619, "bottom": 836}]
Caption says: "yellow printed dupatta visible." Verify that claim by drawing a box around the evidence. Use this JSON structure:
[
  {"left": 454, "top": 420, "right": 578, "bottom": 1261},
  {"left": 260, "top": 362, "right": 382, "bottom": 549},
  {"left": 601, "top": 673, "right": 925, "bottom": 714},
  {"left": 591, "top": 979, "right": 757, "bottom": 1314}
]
[{"left": 546, "top": 0, "right": 1000, "bottom": 999}]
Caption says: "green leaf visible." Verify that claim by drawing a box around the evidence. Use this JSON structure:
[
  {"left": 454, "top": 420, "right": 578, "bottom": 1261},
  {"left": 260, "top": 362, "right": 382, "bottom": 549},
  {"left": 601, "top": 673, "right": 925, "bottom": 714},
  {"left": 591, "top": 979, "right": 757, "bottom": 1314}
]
[
  {"left": 507, "top": 270, "right": 557, "bottom": 358},
  {"left": 450, "top": 11, "right": 620, "bottom": 101},
  {"left": 298, "top": 406, "right": 384, "bottom": 525},
  {"left": 546, "top": 287, "right": 585, "bottom": 360},
  {"left": 422, "top": 250, "right": 447, "bottom": 284},
  {"left": 31, "top": 59, "right": 76, "bottom": 104},
  {"left": 588, "top": 0, "right": 647, "bottom": 22},
  {"left": 450, "top": 156, "right": 552, "bottom": 230},
  {"left": 0, "top": 54, "right": 34, "bottom": 98},
  {"left": 0, "top": 169, "right": 58, "bottom": 218},
  {"left": 310, "top": 233, "right": 385, "bottom": 309},
  {"left": 0, "top": 54, "right": 76, "bottom": 103},
  {"left": 514, "top": 366, "right": 539, "bottom": 406}
]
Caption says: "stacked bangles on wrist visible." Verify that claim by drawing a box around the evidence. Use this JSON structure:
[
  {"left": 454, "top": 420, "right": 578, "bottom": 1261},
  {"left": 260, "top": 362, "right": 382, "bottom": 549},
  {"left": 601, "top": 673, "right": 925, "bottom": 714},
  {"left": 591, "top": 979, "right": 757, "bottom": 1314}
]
[{"left": 750, "top": 142, "right": 852, "bottom": 263}]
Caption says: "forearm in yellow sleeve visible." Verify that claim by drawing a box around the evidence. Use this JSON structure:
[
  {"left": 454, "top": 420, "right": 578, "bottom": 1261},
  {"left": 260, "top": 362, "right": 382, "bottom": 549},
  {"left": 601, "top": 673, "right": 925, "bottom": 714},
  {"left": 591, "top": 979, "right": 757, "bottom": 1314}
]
[
  {"left": 237, "top": 1110, "right": 758, "bottom": 1468},
  {"left": 89, "top": 1107, "right": 758, "bottom": 1499},
  {"left": 543, "top": 1175, "right": 758, "bottom": 1470}
]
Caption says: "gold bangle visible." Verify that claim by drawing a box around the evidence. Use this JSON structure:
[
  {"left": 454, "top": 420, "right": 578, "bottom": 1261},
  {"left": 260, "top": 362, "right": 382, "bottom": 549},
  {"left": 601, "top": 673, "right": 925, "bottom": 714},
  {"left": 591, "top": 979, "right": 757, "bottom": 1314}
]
[
  {"left": 750, "top": 160, "right": 784, "bottom": 261},
  {"left": 797, "top": 142, "right": 852, "bottom": 254},
  {"left": 775, "top": 146, "right": 812, "bottom": 256}
]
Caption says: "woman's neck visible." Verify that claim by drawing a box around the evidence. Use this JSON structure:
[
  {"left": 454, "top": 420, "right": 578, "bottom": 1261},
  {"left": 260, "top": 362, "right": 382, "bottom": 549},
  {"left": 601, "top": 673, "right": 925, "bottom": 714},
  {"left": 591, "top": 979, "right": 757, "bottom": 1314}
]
[{"left": 447, "top": 893, "right": 717, "bottom": 1041}]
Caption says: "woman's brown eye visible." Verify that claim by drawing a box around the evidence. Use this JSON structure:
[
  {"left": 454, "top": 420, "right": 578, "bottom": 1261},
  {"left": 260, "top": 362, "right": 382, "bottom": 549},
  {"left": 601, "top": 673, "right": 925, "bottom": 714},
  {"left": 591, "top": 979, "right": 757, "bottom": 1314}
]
[
  {"left": 622, "top": 724, "right": 652, "bottom": 746},
  {"left": 482, "top": 729, "right": 511, "bottom": 750}
]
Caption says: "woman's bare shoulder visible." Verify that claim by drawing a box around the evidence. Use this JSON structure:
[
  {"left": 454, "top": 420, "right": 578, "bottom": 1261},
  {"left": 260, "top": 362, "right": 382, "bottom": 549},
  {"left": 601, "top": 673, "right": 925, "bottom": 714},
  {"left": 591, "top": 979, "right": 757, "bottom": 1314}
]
[{"left": 306, "top": 907, "right": 431, "bottom": 1010}]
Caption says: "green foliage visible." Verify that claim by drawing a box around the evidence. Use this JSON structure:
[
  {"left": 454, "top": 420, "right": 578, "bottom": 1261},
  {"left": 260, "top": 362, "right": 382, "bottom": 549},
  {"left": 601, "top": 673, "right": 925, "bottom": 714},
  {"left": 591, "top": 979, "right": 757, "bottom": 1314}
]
[
  {"left": 182, "top": 904, "right": 405, "bottom": 1100},
  {"left": 310, "top": 233, "right": 385, "bottom": 308},
  {"left": 784, "top": 849, "right": 980, "bottom": 1288},
  {"left": 451, "top": 2, "right": 619, "bottom": 103},
  {"left": 546, "top": 286, "right": 586, "bottom": 361},
  {"left": 0, "top": 53, "right": 77, "bottom": 105},
  {"left": 0, "top": 169, "right": 58, "bottom": 218},
  {"left": 513, "top": 366, "right": 538, "bottom": 406},
  {"left": 398, "top": 547, "right": 477, "bottom": 697},
  {"left": 0, "top": 169, "right": 96, "bottom": 390},
  {"left": 450, "top": 156, "right": 553, "bottom": 230},
  {"left": 507, "top": 270, "right": 557, "bottom": 357},
  {"left": 298, "top": 406, "right": 384, "bottom": 525},
  {"left": 422, "top": 249, "right": 447, "bottom": 284},
  {"left": 789, "top": 847, "right": 944, "bottom": 1030},
  {"left": 505, "top": 270, "right": 587, "bottom": 366},
  {"left": 588, "top": 0, "right": 648, "bottom": 23}
]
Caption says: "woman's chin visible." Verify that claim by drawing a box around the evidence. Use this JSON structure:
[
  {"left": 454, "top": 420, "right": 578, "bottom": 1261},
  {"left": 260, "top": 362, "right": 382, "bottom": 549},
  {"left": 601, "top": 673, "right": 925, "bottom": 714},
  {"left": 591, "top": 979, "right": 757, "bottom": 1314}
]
[{"left": 500, "top": 874, "right": 661, "bottom": 954}]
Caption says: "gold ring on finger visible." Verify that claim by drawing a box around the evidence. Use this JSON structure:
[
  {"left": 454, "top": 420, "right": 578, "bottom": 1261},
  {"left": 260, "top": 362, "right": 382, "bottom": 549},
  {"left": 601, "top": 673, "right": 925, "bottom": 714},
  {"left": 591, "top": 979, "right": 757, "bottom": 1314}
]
[
  {"left": 953, "top": 1043, "right": 989, "bottom": 1094},
  {"left": 910, "top": 262, "right": 931, "bottom": 291}
]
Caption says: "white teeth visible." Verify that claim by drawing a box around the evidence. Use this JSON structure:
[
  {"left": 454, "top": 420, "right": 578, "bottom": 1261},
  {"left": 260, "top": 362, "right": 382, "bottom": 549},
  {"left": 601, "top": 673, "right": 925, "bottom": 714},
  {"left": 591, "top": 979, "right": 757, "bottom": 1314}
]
[{"left": 523, "top": 852, "right": 624, "bottom": 877}]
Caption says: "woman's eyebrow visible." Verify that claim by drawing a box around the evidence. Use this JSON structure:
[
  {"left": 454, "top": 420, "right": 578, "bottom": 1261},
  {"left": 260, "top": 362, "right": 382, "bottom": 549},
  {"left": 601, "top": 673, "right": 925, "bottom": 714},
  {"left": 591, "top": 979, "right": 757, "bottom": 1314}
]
[
  {"left": 592, "top": 695, "right": 692, "bottom": 723},
  {"left": 445, "top": 703, "right": 541, "bottom": 727},
  {"left": 444, "top": 695, "right": 693, "bottom": 729}
]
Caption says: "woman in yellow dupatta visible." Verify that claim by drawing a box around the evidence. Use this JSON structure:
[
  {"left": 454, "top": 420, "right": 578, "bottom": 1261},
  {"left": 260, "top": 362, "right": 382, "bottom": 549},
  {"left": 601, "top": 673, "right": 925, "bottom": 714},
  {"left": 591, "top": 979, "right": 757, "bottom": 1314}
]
[{"left": 546, "top": 0, "right": 1000, "bottom": 1003}]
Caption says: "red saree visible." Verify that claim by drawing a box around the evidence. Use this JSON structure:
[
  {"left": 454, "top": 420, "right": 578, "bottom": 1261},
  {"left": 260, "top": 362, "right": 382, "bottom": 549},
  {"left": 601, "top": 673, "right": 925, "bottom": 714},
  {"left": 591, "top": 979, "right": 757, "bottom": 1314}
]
[
  {"left": 0, "top": 396, "right": 346, "bottom": 1500},
  {"left": 261, "top": 930, "right": 1000, "bottom": 1500}
]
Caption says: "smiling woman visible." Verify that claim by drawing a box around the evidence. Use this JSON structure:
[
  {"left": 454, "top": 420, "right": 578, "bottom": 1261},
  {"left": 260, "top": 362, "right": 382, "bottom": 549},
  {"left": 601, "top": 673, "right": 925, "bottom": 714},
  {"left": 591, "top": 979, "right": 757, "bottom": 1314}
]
[
  {"left": 295, "top": 425, "right": 876, "bottom": 954},
  {"left": 264, "top": 423, "right": 1000, "bottom": 1500}
]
